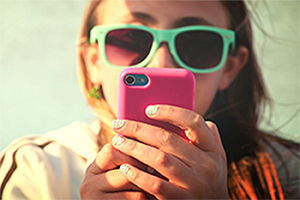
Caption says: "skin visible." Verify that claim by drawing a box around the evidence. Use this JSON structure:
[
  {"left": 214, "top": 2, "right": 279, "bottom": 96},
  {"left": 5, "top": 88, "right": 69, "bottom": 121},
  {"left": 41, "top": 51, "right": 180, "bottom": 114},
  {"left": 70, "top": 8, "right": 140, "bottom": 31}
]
[{"left": 81, "top": 0, "right": 249, "bottom": 199}]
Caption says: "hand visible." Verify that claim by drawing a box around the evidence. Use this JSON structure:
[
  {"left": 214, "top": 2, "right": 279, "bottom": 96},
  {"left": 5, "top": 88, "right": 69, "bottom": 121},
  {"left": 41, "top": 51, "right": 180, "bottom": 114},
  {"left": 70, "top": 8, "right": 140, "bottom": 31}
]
[
  {"left": 111, "top": 105, "right": 228, "bottom": 199},
  {"left": 80, "top": 143, "right": 149, "bottom": 199}
]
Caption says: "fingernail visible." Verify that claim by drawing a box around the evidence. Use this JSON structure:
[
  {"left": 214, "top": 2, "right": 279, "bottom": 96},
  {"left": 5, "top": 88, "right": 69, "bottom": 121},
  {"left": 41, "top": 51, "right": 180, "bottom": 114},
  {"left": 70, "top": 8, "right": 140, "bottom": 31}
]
[
  {"left": 112, "top": 120, "right": 125, "bottom": 129},
  {"left": 120, "top": 164, "right": 130, "bottom": 174},
  {"left": 112, "top": 135, "right": 125, "bottom": 146},
  {"left": 146, "top": 105, "right": 158, "bottom": 116}
]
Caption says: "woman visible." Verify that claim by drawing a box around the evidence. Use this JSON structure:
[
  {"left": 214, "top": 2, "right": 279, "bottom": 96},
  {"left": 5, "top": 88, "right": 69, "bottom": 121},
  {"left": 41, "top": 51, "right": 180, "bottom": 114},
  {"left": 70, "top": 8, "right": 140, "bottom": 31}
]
[{"left": 1, "top": 0, "right": 299, "bottom": 199}]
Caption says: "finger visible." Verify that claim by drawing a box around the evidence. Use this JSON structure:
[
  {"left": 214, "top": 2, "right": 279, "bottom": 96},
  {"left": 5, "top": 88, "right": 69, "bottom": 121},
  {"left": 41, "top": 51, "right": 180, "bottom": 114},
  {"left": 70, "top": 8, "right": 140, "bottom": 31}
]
[
  {"left": 112, "top": 119, "right": 206, "bottom": 166},
  {"left": 86, "top": 143, "right": 147, "bottom": 176},
  {"left": 111, "top": 134, "right": 194, "bottom": 187},
  {"left": 84, "top": 169, "right": 141, "bottom": 192},
  {"left": 80, "top": 186, "right": 147, "bottom": 200},
  {"left": 101, "top": 192, "right": 147, "bottom": 200},
  {"left": 119, "top": 164, "right": 185, "bottom": 199},
  {"left": 206, "top": 121, "right": 226, "bottom": 161},
  {"left": 145, "top": 105, "right": 218, "bottom": 151}
]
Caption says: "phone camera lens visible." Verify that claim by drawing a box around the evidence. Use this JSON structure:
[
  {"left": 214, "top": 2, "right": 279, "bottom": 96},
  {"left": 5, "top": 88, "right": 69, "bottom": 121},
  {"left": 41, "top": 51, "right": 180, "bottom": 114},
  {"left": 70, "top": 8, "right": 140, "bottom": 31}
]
[{"left": 125, "top": 75, "right": 136, "bottom": 85}]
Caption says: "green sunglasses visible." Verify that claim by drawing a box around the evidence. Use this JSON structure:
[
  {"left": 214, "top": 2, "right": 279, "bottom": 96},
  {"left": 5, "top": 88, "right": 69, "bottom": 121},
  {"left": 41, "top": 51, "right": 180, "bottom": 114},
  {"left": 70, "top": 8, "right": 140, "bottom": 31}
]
[{"left": 90, "top": 24, "right": 235, "bottom": 73}]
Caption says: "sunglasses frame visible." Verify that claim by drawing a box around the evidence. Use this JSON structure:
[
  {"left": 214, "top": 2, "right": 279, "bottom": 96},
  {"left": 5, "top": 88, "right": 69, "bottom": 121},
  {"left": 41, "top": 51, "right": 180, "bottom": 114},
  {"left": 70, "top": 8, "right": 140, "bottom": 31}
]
[{"left": 90, "top": 24, "right": 235, "bottom": 73}]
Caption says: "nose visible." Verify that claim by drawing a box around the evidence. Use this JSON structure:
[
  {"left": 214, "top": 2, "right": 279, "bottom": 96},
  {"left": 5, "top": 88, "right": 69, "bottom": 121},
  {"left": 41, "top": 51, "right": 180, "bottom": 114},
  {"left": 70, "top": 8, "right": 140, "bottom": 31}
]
[{"left": 146, "top": 43, "right": 179, "bottom": 68}]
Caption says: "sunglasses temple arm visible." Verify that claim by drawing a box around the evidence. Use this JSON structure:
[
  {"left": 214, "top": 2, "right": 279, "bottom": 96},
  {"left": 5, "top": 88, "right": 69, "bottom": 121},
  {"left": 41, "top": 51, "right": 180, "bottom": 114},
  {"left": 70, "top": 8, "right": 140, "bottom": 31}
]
[{"left": 89, "top": 27, "right": 98, "bottom": 44}]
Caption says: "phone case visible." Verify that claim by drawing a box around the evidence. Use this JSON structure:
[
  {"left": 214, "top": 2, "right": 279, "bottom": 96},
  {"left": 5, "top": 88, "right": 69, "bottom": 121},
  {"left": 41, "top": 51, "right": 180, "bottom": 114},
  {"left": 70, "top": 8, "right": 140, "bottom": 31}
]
[{"left": 118, "top": 68, "right": 195, "bottom": 135}]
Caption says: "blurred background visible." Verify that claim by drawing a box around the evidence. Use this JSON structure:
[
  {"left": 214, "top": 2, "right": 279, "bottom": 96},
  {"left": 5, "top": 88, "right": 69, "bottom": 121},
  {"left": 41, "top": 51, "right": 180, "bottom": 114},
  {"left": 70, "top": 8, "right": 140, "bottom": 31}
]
[{"left": 0, "top": 0, "right": 299, "bottom": 151}]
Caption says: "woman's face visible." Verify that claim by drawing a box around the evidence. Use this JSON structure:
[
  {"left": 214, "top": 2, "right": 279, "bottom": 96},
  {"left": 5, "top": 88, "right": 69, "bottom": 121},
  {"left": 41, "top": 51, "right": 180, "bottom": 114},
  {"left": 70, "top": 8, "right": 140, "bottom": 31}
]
[{"left": 91, "top": 0, "right": 236, "bottom": 117}]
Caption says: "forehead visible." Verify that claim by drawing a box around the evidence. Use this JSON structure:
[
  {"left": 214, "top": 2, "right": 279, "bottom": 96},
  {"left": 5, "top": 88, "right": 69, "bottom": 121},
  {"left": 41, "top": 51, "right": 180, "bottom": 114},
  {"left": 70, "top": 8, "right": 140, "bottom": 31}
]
[{"left": 98, "top": 0, "right": 229, "bottom": 29}]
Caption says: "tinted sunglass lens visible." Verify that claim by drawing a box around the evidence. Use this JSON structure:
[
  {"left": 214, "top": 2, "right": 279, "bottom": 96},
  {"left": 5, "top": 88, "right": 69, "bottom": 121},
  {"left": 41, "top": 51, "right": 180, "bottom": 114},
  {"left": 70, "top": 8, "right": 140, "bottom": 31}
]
[
  {"left": 105, "top": 29, "right": 153, "bottom": 67},
  {"left": 176, "top": 31, "right": 223, "bottom": 69}
]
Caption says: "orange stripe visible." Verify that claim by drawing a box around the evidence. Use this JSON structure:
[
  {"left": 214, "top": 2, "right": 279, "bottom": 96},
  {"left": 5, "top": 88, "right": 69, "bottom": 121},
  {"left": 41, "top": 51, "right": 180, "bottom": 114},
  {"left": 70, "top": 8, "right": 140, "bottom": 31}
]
[{"left": 265, "top": 153, "right": 284, "bottom": 200}]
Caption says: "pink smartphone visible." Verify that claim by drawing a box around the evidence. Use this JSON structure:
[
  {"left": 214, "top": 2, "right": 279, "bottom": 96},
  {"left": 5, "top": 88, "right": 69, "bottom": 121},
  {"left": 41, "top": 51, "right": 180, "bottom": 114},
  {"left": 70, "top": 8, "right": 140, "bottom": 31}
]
[{"left": 118, "top": 68, "right": 195, "bottom": 136}]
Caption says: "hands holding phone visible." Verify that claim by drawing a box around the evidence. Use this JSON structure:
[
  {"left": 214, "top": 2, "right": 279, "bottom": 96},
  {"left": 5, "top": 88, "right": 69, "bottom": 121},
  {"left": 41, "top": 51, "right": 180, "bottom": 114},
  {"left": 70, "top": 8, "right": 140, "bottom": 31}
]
[{"left": 80, "top": 105, "right": 229, "bottom": 199}]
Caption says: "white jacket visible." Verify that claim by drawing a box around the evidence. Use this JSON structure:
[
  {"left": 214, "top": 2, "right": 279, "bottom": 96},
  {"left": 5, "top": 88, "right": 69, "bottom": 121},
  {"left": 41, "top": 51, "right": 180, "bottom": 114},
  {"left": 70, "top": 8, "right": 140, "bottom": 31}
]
[{"left": 0, "top": 121, "right": 100, "bottom": 200}]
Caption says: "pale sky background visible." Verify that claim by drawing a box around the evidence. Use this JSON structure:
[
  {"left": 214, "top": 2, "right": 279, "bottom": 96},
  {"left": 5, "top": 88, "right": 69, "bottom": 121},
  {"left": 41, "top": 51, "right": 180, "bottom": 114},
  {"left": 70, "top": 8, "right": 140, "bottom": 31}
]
[{"left": 0, "top": 0, "right": 299, "bottom": 151}]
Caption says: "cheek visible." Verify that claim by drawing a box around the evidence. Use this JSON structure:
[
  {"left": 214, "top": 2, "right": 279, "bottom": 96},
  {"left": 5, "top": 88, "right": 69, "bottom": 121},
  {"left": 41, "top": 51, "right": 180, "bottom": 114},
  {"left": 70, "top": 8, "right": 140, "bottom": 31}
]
[
  {"left": 193, "top": 73, "right": 222, "bottom": 116},
  {"left": 101, "top": 66, "right": 123, "bottom": 117}
]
